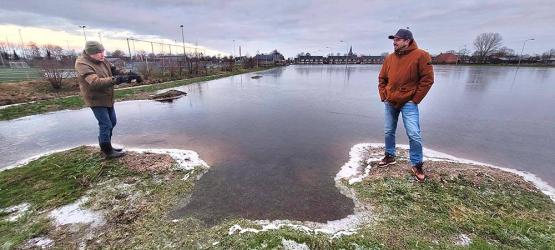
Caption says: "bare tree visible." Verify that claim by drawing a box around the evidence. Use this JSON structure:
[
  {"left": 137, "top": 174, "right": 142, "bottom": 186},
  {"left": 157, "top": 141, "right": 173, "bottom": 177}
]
[
  {"left": 0, "top": 41, "right": 8, "bottom": 54},
  {"left": 242, "top": 57, "right": 256, "bottom": 69},
  {"left": 458, "top": 48, "right": 470, "bottom": 57},
  {"left": 473, "top": 33, "right": 503, "bottom": 63},
  {"left": 40, "top": 59, "right": 72, "bottom": 89},
  {"left": 111, "top": 49, "right": 125, "bottom": 58},
  {"left": 0, "top": 42, "right": 9, "bottom": 65},
  {"left": 541, "top": 49, "right": 555, "bottom": 64},
  {"left": 28, "top": 42, "right": 41, "bottom": 59},
  {"left": 494, "top": 46, "right": 515, "bottom": 57},
  {"left": 42, "top": 44, "right": 64, "bottom": 59}
]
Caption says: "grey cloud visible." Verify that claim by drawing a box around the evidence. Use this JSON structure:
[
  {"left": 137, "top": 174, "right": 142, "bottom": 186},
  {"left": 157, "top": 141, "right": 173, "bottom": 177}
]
[{"left": 1, "top": 0, "right": 554, "bottom": 57}]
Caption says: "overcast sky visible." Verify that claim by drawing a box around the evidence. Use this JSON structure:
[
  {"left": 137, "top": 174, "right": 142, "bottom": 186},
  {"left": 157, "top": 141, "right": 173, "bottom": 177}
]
[{"left": 1, "top": 0, "right": 553, "bottom": 57}]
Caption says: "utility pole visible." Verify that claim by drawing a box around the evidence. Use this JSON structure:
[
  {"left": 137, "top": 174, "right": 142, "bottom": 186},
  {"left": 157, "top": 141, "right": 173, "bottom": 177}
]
[
  {"left": 517, "top": 38, "right": 535, "bottom": 68},
  {"left": 340, "top": 40, "right": 349, "bottom": 68},
  {"left": 180, "top": 25, "right": 185, "bottom": 55},
  {"left": 456, "top": 44, "right": 466, "bottom": 65},
  {"left": 18, "top": 29, "right": 26, "bottom": 59},
  {"left": 195, "top": 41, "right": 198, "bottom": 58},
  {"left": 126, "top": 38, "right": 132, "bottom": 60},
  {"left": 79, "top": 25, "right": 87, "bottom": 42},
  {"left": 0, "top": 37, "right": 4, "bottom": 65}
]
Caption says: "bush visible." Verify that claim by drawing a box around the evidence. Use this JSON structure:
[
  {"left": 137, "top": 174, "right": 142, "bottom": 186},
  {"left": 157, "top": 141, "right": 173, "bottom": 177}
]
[{"left": 39, "top": 59, "right": 74, "bottom": 90}]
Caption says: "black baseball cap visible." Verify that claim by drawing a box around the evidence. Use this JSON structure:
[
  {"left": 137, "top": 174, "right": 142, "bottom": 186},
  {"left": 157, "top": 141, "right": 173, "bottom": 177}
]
[{"left": 388, "top": 29, "right": 413, "bottom": 40}]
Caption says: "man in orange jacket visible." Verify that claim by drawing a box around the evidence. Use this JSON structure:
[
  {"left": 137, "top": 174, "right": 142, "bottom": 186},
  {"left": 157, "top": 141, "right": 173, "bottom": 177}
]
[{"left": 377, "top": 29, "right": 434, "bottom": 182}]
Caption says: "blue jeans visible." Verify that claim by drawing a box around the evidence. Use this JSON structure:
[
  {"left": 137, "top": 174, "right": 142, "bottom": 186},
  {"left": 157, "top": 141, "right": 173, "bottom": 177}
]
[
  {"left": 384, "top": 101, "right": 423, "bottom": 166},
  {"left": 91, "top": 107, "right": 117, "bottom": 144}
]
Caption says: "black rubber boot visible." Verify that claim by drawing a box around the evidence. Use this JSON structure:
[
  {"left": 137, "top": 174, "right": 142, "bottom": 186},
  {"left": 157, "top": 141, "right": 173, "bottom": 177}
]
[
  {"left": 99, "top": 142, "right": 125, "bottom": 159},
  {"left": 109, "top": 135, "right": 123, "bottom": 152}
]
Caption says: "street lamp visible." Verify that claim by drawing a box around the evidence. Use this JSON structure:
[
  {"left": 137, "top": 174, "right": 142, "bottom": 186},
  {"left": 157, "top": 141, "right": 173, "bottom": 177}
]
[
  {"left": 340, "top": 40, "right": 349, "bottom": 66},
  {"left": 325, "top": 46, "right": 333, "bottom": 56},
  {"left": 517, "top": 38, "right": 535, "bottom": 67},
  {"left": 98, "top": 32, "right": 103, "bottom": 43},
  {"left": 232, "top": 39, "right": 235, "bottom": 57},
  {"left": 457, "top": 44, "right": 467, "bottom": 65},
  {"left": 79, "top": 25, "right": 87, "bottom": 42},
  {"left": 179, "top": 25, "right": 186, "bottom": 55}
]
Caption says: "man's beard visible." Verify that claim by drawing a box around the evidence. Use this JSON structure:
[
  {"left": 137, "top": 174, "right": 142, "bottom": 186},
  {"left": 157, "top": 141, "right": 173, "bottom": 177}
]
[{"left": 394, "top": 44, "right": 407, "bottom": 53}]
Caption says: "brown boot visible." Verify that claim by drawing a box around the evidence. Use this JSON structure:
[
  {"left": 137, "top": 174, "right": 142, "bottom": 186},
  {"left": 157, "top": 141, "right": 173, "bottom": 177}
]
[
  {"left": 411, "top": 163, "right": 426, "bottom": 183},
  {"left": 377, "top": 153, "right": 396, "bottom": 167}
]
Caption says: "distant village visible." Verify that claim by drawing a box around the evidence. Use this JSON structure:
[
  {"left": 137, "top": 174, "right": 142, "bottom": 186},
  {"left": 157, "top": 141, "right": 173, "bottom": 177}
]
[{"left": 292, "top": 46, "right": 555, "bottom": 65}]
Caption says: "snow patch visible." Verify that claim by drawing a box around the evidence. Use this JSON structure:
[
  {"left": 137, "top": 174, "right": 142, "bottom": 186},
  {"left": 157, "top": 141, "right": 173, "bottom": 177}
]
[
  {"left": 49, "top": 197, "right": 104, "bottom": 227},
  {"left": 124, "top": 147, "right": 210, "bottom": 171},
  {"left": 227, "top": 212, "right": 369, "bottom": 239},
  {"left": 2, "top": 146, "right": 210, "bottom": 174},
  {"left": 455, "top": 233, "right": 472, "bottom": 246},
  {"left": 24, "top": 237, "right": 54, "bottom": 249},
  {"left": 334, "top": 144, "right": 380, "bottom": 185},
  {"left": 282, "top": 239, "right": 311, "bottom": 250},
  {"left": 336, "top": 143, "right": 555, "bottom": 202},
  {"left": 1, "top": 203, "right": 30, "bottom": 222}
]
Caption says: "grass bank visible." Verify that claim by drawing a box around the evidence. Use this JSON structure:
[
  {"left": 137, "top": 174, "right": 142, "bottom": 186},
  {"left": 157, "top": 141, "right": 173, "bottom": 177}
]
[
  {"left": 0, "top": 66, "right": 277, "bottom": 121},
  {"left": 1, "top": 145, "right": 553, "bottom": 249}
]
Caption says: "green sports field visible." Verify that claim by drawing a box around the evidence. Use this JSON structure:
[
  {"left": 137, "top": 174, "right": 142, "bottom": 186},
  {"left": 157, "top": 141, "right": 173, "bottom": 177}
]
[{"left": 0, "top": 68, "right": 42, "bottom": 83}]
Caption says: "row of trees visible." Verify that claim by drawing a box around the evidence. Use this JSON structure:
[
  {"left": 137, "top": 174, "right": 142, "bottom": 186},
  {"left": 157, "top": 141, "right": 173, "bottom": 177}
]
[
  {"left": 0, "top": 42, "right": 75, "bottom": 63},
  {"left": 453, "top": 32, "right": 554, "bottom": 64}
]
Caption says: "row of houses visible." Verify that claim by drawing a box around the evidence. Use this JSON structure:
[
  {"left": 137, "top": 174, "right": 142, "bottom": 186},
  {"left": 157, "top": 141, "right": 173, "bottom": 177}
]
[
  {"left": 296, "top": 55, "right": 386, "bottom": 64},
  {"left": 295, "top": 46, "right": 386, "bottom": 65},
  {"left": 296, "top": 49, "right": 555, "bottom": 65}
]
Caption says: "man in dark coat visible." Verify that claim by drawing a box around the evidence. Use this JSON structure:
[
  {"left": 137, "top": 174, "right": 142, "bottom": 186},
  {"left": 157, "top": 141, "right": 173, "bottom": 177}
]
[{"left": 75, "top": 41, "right": 141, "bottom": 158}]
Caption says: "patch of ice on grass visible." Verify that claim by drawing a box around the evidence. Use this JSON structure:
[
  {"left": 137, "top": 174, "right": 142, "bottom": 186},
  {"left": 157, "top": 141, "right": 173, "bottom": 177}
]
[
  {"left": 1, "top": 203, "right": 30, "bottom": 222},
  {"left": 282, "top": 239, "right": 310, "bottom": 250},
  {"left": 455, "top": 233, "right": 472, "bottom": 246},
  {"left": 228, "top": 224, "right": 261, "bottom": 235},
  {"left": 227, "top": 212, "right": 369, "bottom": 239},
  {"left": 126, "top": 148, "right": 210, "bottom": 171},
  {"left": 336, "top": 143, "right": 555, "bottom": 202},
  {"left": 334, "top": 144, "right": 381, "bottom": 185},
  {"left": 24, "top": 237, "right": 54, "bottom": 249},
  {"left": 49, "top": 197, "right": 104, "bottom": 227}
]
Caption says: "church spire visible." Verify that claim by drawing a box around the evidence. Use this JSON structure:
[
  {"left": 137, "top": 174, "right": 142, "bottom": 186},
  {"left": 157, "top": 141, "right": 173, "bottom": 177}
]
[{"left": 348, "top": 46, "right": 354, "bottom": 56}]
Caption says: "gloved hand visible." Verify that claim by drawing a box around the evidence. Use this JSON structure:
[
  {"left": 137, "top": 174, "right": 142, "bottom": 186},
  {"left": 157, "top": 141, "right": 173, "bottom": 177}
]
[{"left": 113, "top": 75, "right": 130, "bottom": 85}]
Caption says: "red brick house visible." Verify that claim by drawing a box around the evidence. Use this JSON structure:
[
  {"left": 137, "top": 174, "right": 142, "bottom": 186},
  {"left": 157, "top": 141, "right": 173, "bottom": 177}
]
[{"left": 433, "top": 53, "right": 459, "bottom": 64}]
